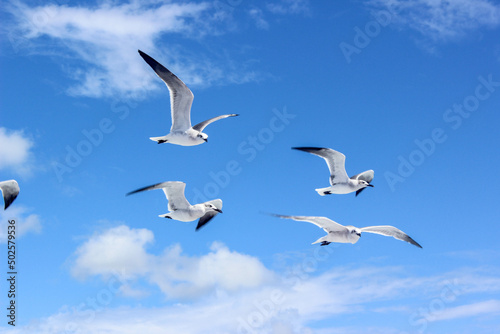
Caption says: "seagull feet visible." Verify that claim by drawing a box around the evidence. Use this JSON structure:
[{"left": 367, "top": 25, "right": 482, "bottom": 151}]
[
  {"left": 157, "top": 140, "right": 167, "bottom": 144},
  {"left": 324, "top": 191, "right": 332, "bottom": 195},
  {"left": 320, "top": 241, "right": 331, "bottom": 246},
  {"left": 164, "top": 216, "right": 172, "bottom": 219}
]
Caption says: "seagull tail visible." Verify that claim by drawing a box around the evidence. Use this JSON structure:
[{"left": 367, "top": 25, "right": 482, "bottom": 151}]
[
  {"left": 315, "top": 187, "right": 332, "bottom": 196},
  {"left": 149, "top": 136, "right": 167, "bottom": 144},
  {"left": 312, "top": 236, "right": 327, "bottom": 245}
]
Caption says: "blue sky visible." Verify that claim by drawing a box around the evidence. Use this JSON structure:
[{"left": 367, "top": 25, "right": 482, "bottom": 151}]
[{"left": 1, "top": 0, "right": 500, "bottom": 333}]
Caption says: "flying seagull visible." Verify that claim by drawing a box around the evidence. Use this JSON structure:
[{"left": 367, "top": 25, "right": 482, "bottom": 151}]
[
  {"left": 0, "top": 180, "right": 19, "bottom": 210},
  {"left": 293, "top": 147, "right": 374, "bottom": 196},
  {"left": 127, "top": 181, "right": 222, "bottom": 230},
  {"left": 138, "top": 50, "right": 238, "bottom": 146},
  {"left": 271, "top": 214, "right": 422, "bottom": 248}
]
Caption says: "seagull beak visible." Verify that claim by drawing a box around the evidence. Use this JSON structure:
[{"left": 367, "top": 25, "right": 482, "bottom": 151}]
[
  {"left": 204, "top": 138, "right": 208, "bottom": 142},
  {"left": 367, "top": 184, "right": 374, "bottom": 187},
  {"left": 215, "top": 208, "right": 222, "bottom": 213}
]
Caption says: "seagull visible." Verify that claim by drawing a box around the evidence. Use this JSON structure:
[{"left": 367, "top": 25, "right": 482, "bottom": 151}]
[
  {"left": 271, "top": 214, "right": 422, "bottom": 248},
  {"left": 293, "top": 147, "right": 374, "bottom": 196},
  {"left": 0, "top": 180, "right": 19, "bottom": 210},
  {"left": 138, "top": 50, "right": 238, "bottom": 146},
  {"left": 127, "top": 181, "right": 222, "bottom": 230}
]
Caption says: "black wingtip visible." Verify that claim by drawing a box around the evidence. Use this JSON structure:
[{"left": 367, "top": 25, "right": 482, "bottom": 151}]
[
  {"left": 4, "top": 196, "right": 17, "bottom": 210},
  {"left": 126, "top": 182, "right": 165, "bottom": 197},
  {"left": 292, "top": 147, "right": 325, "bottom": 152}
]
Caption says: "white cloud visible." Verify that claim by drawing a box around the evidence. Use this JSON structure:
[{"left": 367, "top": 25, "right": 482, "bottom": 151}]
[
  {"left": 249, "top": 8, "right": 270, "bottom": 30},
  {"left": 5, "top": 258, "right": 500, "bottom": 334},
  {"left": 369, "top": 0, "right": 500, "bottom": 41},
  {"left": 267, "top": 0, "right": 311, "bottom": 16},
  {"left": 6, "top": 0, "right": 259, "bottom": 98},
  {"left": 71, "top": 225, "right": 153, "bottom": 280},
  {"left": 71, "top": 225, "right": 274, "bottom": 299},
  {"left": 59, "top": 225, "right": 500, "bottom": 333},
  {"left": 0, "top": 206, "right": 41, "bottom": 243},
  {"left": 0, "top": 127, "right": 34, "bottom": 175},
  {"left": 426, "top": 299, "right": 500, "bottom": 322}
]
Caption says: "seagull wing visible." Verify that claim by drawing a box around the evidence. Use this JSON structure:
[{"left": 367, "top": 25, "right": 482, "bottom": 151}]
[
  {"left": 270, "top": 213, "right": 347, "bottom": 233},
  {"left": 350, "top": 170, "right": 374, "bottom": 183},
  {"left": 0, "top": 180, "right": 20, "bottom": 210},
  {"left": 360, "top": 225, "right": 422, "bottom": 248},
  {"left": 192, "top": 114, "right": 239, "bottom": 132},
  {"left": 293, "top": 147, "right": 349, "bottom": 185},
  {"left": 138, "top": 50, "right": 193, "bottom": 132},
  {"left": 196, "top": 199, "right": 223, "bottom": 231},
  {"left": 126, "top": 181, "right": 191, "bottom": 211}
]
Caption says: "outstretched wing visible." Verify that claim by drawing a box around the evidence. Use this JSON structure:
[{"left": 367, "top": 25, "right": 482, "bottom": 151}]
[
  {"left": 360, "top": 225, "right": 422, "bottom": 248},
  {"left": 350, "top": 170, "right": 374, "bottom": 183},
  {"left": 127, "top": 181, "right": 191, "bottom": 211},
  {"left": 138, "top": 50, "right": 193, "bottom": 132},
  {"left": 0, "top": 180, "right": 20, "bottom": 210},
  {"left": 192, "top": 114, "right": 239, "bottom": 132},
  {"left": 195, "top": 199, "right": 223, "bottom": 231},
  {"left": 293, "top": 147, "right": 349, "bottom": 185},
  {"left": 270, "top": 213, "right": 346, "bottom": 233}
]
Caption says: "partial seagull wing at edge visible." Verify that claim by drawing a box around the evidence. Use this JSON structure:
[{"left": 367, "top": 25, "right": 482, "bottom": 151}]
[{"left": 0, "top": 180, "right": 20, "bottom": 210}]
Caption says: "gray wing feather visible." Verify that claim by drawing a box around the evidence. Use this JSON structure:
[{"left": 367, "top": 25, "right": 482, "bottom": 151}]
[
  {"left": 270, "top": 213, "right": 347, "bottom": 233},
  {"left": 360, "top": 225, "right": 422, "bottom": 248},
  {"left": 0, "top": 180, "right": 20, "bottom": 210},
  {"left": 139, "top": 50, "right": 193, "bottom": 132},
  {"left": 196, "top": 212, "right": 217, "bottom": 230},
  {"left": 126, "top": 181, "right": 191, "bottom": 211},
  {"left": 192, "top": 114, "right": 239, "bottom": 132},
  {"left": 293, "top": 147, "right": 349, "bottom": 185}
]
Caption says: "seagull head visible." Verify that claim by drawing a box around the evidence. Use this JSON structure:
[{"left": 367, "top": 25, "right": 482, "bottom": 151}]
[
  {"left": 205, "top": 203, "right": 222, "bottom": 213},
  {"left": 197, "top": 133, "right": 208, "bottom": 142},
  {"left": 359, "top": 180, "right": 373, "bottom": 188},
  {"left": 346, "top": 226, "right": 362, "bottom": 243}
]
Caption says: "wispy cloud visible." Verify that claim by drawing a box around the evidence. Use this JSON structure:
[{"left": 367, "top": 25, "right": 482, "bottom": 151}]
[
  {"left": 5, "top": 0, "right": 260, "bottom": 98},
  {"left": 0, "top": 127, "right": 34, "bottom": 176},
  {"left": 368, "top": 0, "right": 500, "bottom": 41},
  {"left": 249, "top": 8, "right": 270, "bottom": 30},
  {"left": 267, "top": 0, "right": 311, "bottom": 16},
  {"left": 426, "top": 299, "right": 500, "bottom": 322},
  {"left": 0, "top": 206, "right": 41, "bottom": 243}
]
